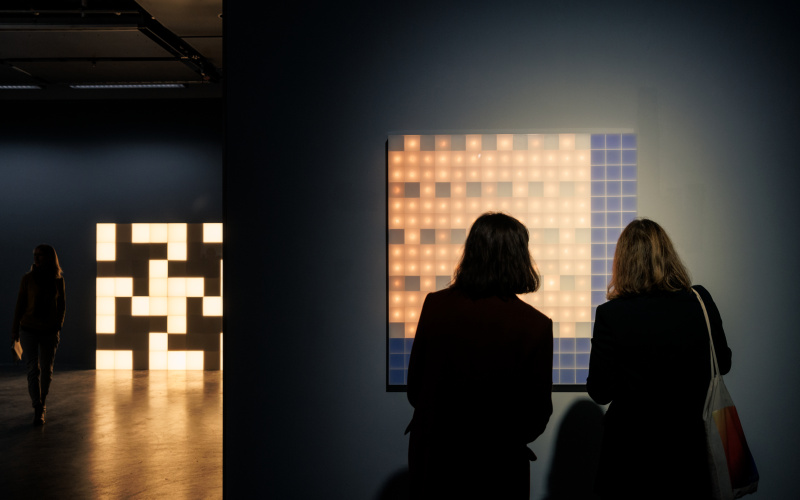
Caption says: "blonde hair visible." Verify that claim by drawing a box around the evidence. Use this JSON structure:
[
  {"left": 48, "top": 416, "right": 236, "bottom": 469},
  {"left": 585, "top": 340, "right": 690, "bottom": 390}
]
[{"left": 607, "top": 219, "right": 691, "bottom": 299}]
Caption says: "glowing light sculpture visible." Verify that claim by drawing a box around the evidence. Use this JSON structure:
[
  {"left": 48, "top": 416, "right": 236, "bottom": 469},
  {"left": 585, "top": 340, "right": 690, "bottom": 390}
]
[
  {"left": 387, "top": 134, "right": 637, "bottom": 388},
  {"left": 95, "top": 223, "right": 223, "bottom": 370}
]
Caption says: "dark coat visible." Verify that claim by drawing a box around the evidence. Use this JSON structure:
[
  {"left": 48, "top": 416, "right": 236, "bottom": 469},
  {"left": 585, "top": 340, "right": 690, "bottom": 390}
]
[
  {"left": 407, "top": 287, "right": 553, "bottom": 499},
  {"left": 587, "top": 285, "right": 732, "bottom": 499}
]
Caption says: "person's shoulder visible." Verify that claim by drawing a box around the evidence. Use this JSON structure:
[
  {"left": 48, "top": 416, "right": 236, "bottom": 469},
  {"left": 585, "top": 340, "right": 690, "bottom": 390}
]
[{"left": 512, "top": 296, "right": 552, "bottom": 324}]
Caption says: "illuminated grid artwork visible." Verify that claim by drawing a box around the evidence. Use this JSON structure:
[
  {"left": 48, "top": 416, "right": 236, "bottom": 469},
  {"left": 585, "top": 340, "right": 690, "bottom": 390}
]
[
  {"left": 96, "top": 223, "right": 223, "bottom": 370},
  {"left": 387, "top": 133, "right": 637, "bottom": 388}
]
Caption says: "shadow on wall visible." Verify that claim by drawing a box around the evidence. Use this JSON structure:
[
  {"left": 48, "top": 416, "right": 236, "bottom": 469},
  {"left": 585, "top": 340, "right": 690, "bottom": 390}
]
[
  {"left": 543, "top": 399, "right": 605, "bottom": 500},
  {"left": 375, "top": 468, "right": 410, "bottom": 500}
]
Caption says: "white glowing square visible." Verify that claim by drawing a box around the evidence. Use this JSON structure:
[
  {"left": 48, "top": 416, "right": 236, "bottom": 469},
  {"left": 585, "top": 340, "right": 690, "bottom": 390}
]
[
  {"left": 186, "top": 351, "right": 204, "bottom": 370},
  {"left": 167, "top": 242, "right": 187, "bottom": 261},
  {"left": 96, "top": 350, "right": 115, "bottom": 369},
  {"left": 149, "top": 351, "right": 168, "bottom": 370},
  {"left": 96, "top": 278, "right": 116, "bottom": 297},
  {"left": 168, "top": 223, "right": 187, "bottom": 242},
  {"left": 150, "top": 333, "right": 168, "bottom": 351},
  {"left": 115, "top": 278, "right": 133, "bottom": 297},
  {"left": 131, "top": 223, "right": 151, "bottom": 243},
  {"left": 114, "top": 351, "right": 133, "bottom": 370},
  {"left": 149, "top": 224, "right": 168, "bottom": 243},
  {"left": 96, "top": 242, "right": 116, "bottom": 261},
  {"left": 149, "top": 297, "right": 168, "bottom": 316},
  {"left": 203, "top": 297, "right": 223, "bottom": 316},
  {"left": 167, "top": 278, "right": 186, "bottom": 297},
  {"left": 149, "top": 260, "right": 168, "bottom": 278},
  {"left": 96, "top": 315, "right": 115, "bottom": 334},
  {"left": 96, "top": 297, "right": 115, "bottom": 316},
  {"left": 168, "top": 297, "right": 186, "bottom": 315},
  {"left": 149, "top": 278, "right": 168, "bottom": 297},
  {"left": 167, "top": 315, "right": 186, "bottom": 334},
  {"left": 97, "top": 223, "right": 116, "bottom": 242},
  {"left": 168, "top": 351, "right": 187, "bottom": 370},
  {"left": 129, "top": 297, "right": 148, "bottom": 316}
]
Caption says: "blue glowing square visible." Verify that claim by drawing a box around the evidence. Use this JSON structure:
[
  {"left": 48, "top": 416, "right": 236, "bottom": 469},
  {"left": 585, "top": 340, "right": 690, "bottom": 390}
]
[
  {"left": 435, "top": 182, "right": 451, "bottom": 198},
  {"left": 606, "top": 243, "right": 616, "bottom": 257},
  {"left": 560, "top": 353, "right": 576, "bottom": 369},
  {"left": 592, "top": 307, "right": 597, "bottom": 321},
  {"left": 560, "top": 338, "right": 576, "bottom": 352},
  {"left": 576, "top": 354, "right": 590, "bottom": 369},
  {"left": 576, "top": 370, "right": 589, "bottom": 385},
  {"left": 576, "top": 338, "right": 591, "bottom": 352},
  {"left": 553, "top": 353, "right": 560, "bottom": 368},
  {"left": 606, "top": 260, "right": 614, "bottom": 274},
  {"left": 591, "top": 150, "right": 605, "bottom": 165},
  {"left": 591, "top": 244, "right": 605, "bottom": 259},
  {"left": 405, "top": 338, "right": 415, "bottom": 353},
  {"left": 591, "top": 213, "right": 606, "bottom": 227},
  {"left": 388, "top": 229, "right": 404, "bottom": 244},
  {"left": 622, "top": 181, "right": 637, "bottom": 196},
  {"left": 606, "top": 212, "right": 622, "bottom": 227},
  {"left": 591, "top": 260, "right": 606, "bottom": 274},
  {"left": 405, "top": 182, "right": 421, "bottom": 198},
  {"left": 622, "top": 212, "right": 637, "bottom": 225},
  {"left": 606, "top": 150, "right": 621, "bottom": 165},
  {"left": 591, "top": 181, "right": 605, "bottom": 196},
  {"left": 591, "top": 197, "right": 605, "bottom": 211},
  {"left": 606, "top": 227, "right": 622, "bottom": 241},
  {"left": 591, "top": 166, "right": 605, "bottom": 180},
  {"left": 621, "top": 134, "right": 636, "bottom": 149},
  {"left": 606, "top": 181, "right": 621, "bottom": 196},
  {"left": 605, "top": 134, "right": 621, "bottom": 148},
  {"left": 389, "top": 369, "right": 406, "bottom": 385},
  {"left": 622, "top": 150, "right": 637, "bottom": 165},
  {"left": 389, "top": 354, "right": 406, "bottom": 369},
  {"left": 420, "top": 229, "right": 435, "bottom": 244},
  {"left": 591, "top": 228, "right": 606, "bottom": 242},
  {"left": 622, "top": 197, "right": 637, "bottom": 211},
  {"left": 606, "top": 165, "right": 621, "bottom": 180},
  {"left": 592, "top": 275, "right": 607, "bottom": 290},
  {"left": 592, "top": 291, "right": 607, "bottom": 305},
  {"left": 552, "top": 371, "right": 560, "bottom": 384},
  {"left": 389, "top": 338, "right": 404, "bottom": 354},
  {"left": 622, "top": 165, "right": 637, "bottom": 180},
  {"left": 591, "top": 134, "right": 605, "bottom": 149},
  {"left": 497, "top": 182, "right": 512, "bottom": 197},
  {"left": 466, "top": 182, "right": 482, "bottom": 197},
  {"left": 560, "top": 369, "right": 576, "bottom": 384},
  {"left": 606, "top": 197, "right": 621, "bottom": 211}
]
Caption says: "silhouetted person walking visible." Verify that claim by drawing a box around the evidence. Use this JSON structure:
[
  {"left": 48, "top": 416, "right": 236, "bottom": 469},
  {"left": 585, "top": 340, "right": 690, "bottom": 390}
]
[
  {"left": 587, "top": 219, "right": 732, "bottom": 499},
  {"left": 12, "top": 244, "right": 65, "bottom": 425},
  {"left": 407, "top": 212, "right": 553, "bottom": 499}
]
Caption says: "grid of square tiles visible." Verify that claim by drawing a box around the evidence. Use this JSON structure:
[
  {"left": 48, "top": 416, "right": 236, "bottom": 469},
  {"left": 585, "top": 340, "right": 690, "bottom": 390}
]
[
  {"left": 96, "top": 223, "right": 223, "bottom": 370},
  {"left": 387, "top": 134, "right": 636, "bottom": 387}
]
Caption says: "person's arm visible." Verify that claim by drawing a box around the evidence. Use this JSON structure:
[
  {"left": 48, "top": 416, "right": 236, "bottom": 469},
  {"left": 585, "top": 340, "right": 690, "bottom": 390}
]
[
  {"left": 694, "top": 285, "right": 731, "bottom": 375},
  {"left": 406, "top": 294, "right": 433, "bottom": 410},
  {"left": 521, "top": 317, "right": 554, "bottom": 444},
  {"left": 56, "top": 277, "right": 66, "bottom": 331},
  {"left": 11, "top": 275, "right": 27, "bottom": 340},
  {"left": 587, "top": 303, "right": 618, "bottom": 405}
]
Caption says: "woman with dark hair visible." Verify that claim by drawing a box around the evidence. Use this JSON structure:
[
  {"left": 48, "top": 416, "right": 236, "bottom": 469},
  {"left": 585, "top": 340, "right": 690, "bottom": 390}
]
[
  {"left": 587, "top": 219, "right": 732, "bottom": 499},
  {"left": 406, "top": 212, "right": 553, "bottom": 499},
  {"left": 12, "top": 244, "right": 66, "bottom": 425}
]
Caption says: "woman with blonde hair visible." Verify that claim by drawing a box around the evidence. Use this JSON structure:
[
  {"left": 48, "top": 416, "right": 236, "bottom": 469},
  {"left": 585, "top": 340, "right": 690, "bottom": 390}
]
[
  {"left": 587, "top": 218, "right": 732, "bottom": 499},
  {"left": 12, "top": 244, "right": 66, "bottom": 425}
]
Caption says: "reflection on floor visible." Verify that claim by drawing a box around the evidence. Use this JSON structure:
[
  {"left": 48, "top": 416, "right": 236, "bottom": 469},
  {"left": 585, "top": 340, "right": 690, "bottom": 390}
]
[{"left": 0, "top": 366, "right": 222, "bottom": 499}]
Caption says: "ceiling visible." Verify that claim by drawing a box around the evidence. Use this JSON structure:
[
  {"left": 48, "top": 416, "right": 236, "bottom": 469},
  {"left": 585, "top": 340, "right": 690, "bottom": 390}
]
[{"left": 0, "top": 0, "right": 222, "bottom": 99}]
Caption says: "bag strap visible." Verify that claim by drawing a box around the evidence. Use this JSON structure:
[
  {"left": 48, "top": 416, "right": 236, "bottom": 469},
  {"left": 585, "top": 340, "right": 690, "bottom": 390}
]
[{"left": 692, "top": 287, "right": 720, "bottom": 378}]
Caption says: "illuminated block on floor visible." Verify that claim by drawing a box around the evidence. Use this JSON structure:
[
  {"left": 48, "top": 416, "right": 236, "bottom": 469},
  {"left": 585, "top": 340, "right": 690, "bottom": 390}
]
[
  {"left": 96, "top": 223, "right": 223, "bottom": 370},
  {"left": 386, "top": 133, "right": 636, "bottom": 389}
]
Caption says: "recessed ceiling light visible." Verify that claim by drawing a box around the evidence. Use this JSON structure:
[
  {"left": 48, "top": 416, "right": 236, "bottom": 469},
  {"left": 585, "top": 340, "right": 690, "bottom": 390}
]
[{"left": 69, "top": 83, "right": 186, "bottom": 89}]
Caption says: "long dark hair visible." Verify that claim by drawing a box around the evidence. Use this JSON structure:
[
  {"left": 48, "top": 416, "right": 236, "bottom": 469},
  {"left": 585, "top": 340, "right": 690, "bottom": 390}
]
[
  {"left": 451, "top": 212, "right": 540, "bottom": 298},
  {"left": 607, "top": 218, "right": 691, "bottom": 299},
  {"left": 31, "top": 244, "right": 63, "bottom": 279}
]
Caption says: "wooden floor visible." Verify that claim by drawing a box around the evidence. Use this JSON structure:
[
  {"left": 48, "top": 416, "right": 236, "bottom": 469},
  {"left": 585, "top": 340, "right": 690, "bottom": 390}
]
[{"left": 0, "top": 366, "right": 222, "bottom": 499}]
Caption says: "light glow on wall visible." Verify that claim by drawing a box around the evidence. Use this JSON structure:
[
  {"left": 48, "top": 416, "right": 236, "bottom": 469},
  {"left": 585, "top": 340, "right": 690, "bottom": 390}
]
[
  {"left": 387, "top": 133, "right": 637, "bottom": 388},
  {"left": 96, "top": 223, "right": 223, "bottom": 370}
]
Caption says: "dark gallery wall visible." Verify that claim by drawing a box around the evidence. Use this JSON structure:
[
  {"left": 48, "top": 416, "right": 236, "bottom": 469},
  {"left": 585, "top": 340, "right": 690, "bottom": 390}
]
[
  {"left": 0, "top": 99, "right": 224, "bottom": 367},
  {"left": 226, "top": 1, "right": 799, "bottom": 499}
]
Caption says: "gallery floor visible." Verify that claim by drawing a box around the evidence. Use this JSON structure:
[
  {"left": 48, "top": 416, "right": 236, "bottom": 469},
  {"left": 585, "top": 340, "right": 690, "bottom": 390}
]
[{"left": 0, "top": 365, "right": 222, "bottom": 499}]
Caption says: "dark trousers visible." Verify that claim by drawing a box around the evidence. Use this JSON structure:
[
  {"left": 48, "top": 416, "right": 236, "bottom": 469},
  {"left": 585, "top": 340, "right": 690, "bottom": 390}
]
[{"left": 19, "top": 329, "right": 60, "bottom": 408}]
